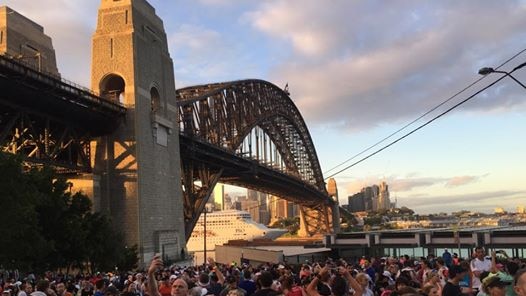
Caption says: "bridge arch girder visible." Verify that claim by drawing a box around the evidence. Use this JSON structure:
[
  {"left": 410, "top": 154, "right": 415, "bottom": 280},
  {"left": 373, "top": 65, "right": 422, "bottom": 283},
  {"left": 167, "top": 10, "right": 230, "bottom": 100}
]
[
  {"left": 177, "top": 79, "right": 325, "bottom": 192},
  {"left": 177, "top": 79, "right": 337, "bottom": 239}
]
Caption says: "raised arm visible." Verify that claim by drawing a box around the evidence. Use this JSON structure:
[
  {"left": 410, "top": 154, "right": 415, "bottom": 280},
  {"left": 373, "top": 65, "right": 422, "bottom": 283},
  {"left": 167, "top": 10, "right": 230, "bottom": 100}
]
[
  {"left": 491, "top": 250, "right": 497, "bottom": 273},
  {"left": 306, "top": 276, "right": 321, "bottom": 296},
  {"left": 208, "top": 257, "right": 225, "bottom": 285},
  {"left": 341, "top": 267, "right": 363, "bottom": 296},
  {"left": 147, "top": 255, "right": 163, "bottom": 296}
]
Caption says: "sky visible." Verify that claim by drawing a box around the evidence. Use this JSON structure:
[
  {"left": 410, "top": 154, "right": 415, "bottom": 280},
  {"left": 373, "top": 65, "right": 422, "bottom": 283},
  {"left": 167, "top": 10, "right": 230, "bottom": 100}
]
[{"left": 4, "top": 0, "right": 526, "bottom": 214}]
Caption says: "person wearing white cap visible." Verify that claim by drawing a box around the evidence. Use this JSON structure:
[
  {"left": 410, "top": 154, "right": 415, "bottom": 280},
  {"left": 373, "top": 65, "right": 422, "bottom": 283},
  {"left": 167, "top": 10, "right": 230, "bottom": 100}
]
[{"left": 382, "top": 271, "right": 395, "bottom": 286}]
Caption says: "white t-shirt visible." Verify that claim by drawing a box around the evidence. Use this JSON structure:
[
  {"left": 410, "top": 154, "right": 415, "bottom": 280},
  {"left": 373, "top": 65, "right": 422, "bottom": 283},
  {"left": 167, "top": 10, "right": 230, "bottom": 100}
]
[{"left": 470, "top": 257, "right": 491, "bottom": 290}]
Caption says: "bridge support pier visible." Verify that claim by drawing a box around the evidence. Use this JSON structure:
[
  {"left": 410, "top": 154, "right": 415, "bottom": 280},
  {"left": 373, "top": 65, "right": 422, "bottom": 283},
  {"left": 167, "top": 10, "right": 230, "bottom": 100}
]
[
  {"left": 88, "top": 0, "right": 186, "bottom": 266},
  {"left": 298, "top": 204, "right": 335, "bottom": 237}
]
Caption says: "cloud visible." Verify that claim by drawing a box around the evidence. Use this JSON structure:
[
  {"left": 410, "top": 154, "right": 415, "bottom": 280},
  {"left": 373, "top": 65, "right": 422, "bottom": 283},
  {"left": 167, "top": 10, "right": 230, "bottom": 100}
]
[
  {"left": 3, "top": 1, "right": 99, "bottom": 86},
  {"left": 397, "top": 190, "right": 526, "bottom": 214},
  {"left": 197, "top": 0, "right": 238, "bottom": 5},
  {"left": 247, "top": 0, "right": 526, "bottom": 131},
  {"left": 340, "top": 175, "right": 447, "bottom": 196},
  {"left": 169, "top": 24, "right": 261, "bottom": 87},
  {"left": 390, "top": 177, "right": 447, "bottom": 192},
  {"left": 445, "top": 175, "right": 483, "bottom": 187},
  {"left": 339, "top": 173, "right": 489, "bottom": 202}
]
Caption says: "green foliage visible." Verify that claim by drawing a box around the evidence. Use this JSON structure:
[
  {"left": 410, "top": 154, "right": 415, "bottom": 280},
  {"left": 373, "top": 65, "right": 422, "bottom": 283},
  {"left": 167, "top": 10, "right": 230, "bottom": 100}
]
[
  {"left": 0, "top": 153, "right": 50, "bottom": 270},
  {"left": 269, "top": 216, "right": 300, "bottom": 235},
  {"left": 0, "top": 152, "right": 138, "bottom": 273},
  {"left": 116, "top": 245, "right": 139, "bottom": 272},
  {"left": 364, "top": 216, "right": 382, "bottom": 226}
]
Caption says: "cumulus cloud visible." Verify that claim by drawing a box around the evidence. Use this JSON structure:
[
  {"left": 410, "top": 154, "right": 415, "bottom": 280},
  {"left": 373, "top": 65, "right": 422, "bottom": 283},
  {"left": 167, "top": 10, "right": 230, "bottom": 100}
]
[{"left": 247, "top": 0, "right": 526, "bottom": 131}]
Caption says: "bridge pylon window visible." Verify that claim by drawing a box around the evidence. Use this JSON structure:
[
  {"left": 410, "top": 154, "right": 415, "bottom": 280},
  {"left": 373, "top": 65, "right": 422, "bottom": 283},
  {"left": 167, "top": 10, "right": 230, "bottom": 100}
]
[
  {"left": 99, "top": 74, "right": 125, "bottom": 104},
  {"left": 151, "top": 87, "right": 161, "bottom": 113}
]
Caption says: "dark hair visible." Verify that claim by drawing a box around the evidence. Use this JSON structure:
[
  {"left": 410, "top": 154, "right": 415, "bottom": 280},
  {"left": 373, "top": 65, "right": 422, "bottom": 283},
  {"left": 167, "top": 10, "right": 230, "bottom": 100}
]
[
  {"left": 198, "top": 273, "right": 209, "bottom": 285},
  {"left": 514, "top": 268, "right": 526, "bottom": 286},
  {"left": 449, "top": 266, "right": 467, "bottom": 279},
  {"left": 507, "top": 262, "right": 520, "bottom": 276},
  {"left": 95, "top": 280, "right": 105, "bottom": 290},
  {"left": 36, "top": 280, "right": 49, "bottom": 292},
  {"left": 225, "top": 276, "right": 237, "bottom": 284},
  {"left": 395, "top": 276, "right": 410, "bottom": 288},
  {"left": 331, "top": 275, "right": 347, "bottom": 296},
  {"left": 210, "top": 274, "right": 218, "bottom": 282},
  {"left": 422, "top": 260, "right": 430, "bottom": 267},
  {"left": 243, "top": 271, "right": 251, "bottom": 280},
  {"left": 257, "top": 272, "right": 273, "bottom": 288}
]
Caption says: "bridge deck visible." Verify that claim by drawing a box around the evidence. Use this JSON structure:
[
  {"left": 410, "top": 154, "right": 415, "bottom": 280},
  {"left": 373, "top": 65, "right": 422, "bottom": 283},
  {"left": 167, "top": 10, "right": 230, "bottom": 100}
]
[{"left": 0, "top": 55, "right": 126, "bottom": 136}]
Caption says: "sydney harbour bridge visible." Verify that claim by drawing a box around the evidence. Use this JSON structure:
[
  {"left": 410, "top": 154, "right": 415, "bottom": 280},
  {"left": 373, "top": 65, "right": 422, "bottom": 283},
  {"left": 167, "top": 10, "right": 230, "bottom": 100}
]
[{"left": 0, "top": 1, "right": 339, "bottom": 264}]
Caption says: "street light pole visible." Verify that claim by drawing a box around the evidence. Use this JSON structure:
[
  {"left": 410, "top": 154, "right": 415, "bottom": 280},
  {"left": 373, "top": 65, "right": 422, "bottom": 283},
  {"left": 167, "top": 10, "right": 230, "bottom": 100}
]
[
  {"left": 478, "top": 61, "right": 526, "bottom": 89},
  {"left": 203, "top": 209, "right": 207, "bottom": 265}
]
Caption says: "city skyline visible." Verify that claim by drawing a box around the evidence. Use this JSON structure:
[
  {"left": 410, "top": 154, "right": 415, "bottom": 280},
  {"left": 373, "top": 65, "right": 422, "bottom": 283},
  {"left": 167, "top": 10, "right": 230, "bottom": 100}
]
[{"left": 3, "top": 0, "right": 525, "bottom": 214}]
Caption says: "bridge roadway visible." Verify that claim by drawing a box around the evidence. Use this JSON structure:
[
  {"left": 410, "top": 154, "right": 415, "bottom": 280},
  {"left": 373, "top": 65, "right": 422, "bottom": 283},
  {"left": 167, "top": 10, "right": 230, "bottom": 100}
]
[
  {"left": 179, "top": 133, "right": 327, "bottom": 206},
  {"left": 0, "top": 54, "right": 126, "bottom": 171},
  {"left": 0, "top": 55, "right": 125, "bottom": 135},
  {"left": 0, "top": 56, "right": 335, "bottom": 237}
]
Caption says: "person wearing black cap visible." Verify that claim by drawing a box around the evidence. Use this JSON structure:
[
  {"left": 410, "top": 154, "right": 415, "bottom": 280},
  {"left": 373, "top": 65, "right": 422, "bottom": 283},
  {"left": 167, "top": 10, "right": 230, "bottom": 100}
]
[{"left": 442, "top": 265, "right": 468, "bottom": 296}]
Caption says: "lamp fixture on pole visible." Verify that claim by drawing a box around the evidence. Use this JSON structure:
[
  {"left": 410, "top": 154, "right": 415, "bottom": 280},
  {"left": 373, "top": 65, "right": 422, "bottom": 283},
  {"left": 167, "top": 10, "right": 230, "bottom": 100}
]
[{"left": 478, "top": 62, "right": 526, "bottom": 90}]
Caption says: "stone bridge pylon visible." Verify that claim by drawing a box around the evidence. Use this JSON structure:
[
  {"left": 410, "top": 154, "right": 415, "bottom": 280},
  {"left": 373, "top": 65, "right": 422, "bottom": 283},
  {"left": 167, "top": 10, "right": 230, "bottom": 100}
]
[{"left": 79, "top": 0, "right": 185, "bottom": 266}]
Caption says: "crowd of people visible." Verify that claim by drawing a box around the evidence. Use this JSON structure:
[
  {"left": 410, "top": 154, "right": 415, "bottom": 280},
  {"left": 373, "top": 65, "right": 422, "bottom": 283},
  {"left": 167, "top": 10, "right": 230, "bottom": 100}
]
[{"left": 1, "top": 247, "right": 526, "bottom": 296}]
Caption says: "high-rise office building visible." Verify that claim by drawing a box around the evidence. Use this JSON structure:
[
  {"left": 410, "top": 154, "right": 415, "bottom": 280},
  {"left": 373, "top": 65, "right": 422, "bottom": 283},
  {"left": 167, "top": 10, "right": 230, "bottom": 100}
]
[
  {"left": 348, "top": 192, "right": 365, "bottom": 212},
  {"left": 348, "top": 182, "right": 391, "bottom": 212},
  {"left": 245, "top": 189, "right": 271, "bottom": 225},
  {"left": 378, "top": 181, "right": 391, "bottom": 210},
  {"left": 212, "top": 183, "right": 225, "bottom": 210},
  {"left": 269, "top": 195, "right": 298, "bottom": 224}
]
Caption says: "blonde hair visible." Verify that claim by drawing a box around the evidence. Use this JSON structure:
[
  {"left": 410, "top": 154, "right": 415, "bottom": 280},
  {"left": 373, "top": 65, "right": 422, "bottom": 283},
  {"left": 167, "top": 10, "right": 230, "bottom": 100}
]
[
  {"left": 422, "top": 284, "right": 437, "bottom": 295},
  {"left": 227, "top": 290, "right": 244, "bottom": 296}
]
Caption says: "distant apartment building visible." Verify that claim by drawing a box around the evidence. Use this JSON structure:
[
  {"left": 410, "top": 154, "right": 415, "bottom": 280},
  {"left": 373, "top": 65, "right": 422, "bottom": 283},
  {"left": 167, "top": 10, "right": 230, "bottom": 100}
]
[
  {"left": 269, "top": 195, "right": 298, "bottom": 224},
  {"left": 378, "top": 181, "right": 391, "bottom": 210},
  {"left": 348, "top": 192, "right": 365, "bottom": 212},
  {"left": 212, "top": 183, "right": 225, "bottom": 210},
  {"left": 347, "top": 181, "right": 392, "bottom": 213},
  {"left": 244, "top": 189, "right": 271, "bottom": 225}
]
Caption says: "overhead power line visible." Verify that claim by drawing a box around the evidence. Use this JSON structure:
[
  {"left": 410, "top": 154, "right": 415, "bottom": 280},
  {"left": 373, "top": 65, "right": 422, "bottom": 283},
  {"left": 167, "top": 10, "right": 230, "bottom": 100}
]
[
  {"left": 323, "top": 47, "right": 526, "bottom": 178},
  {"left": 324, "top": 69, "right": 513, "bottom": 180}
]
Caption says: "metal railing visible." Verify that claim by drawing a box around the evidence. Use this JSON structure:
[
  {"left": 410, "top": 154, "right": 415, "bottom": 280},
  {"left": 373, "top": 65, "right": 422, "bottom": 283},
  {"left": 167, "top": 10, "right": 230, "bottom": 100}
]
[{"left": 0, "top": 54, "right": 126, "bottom": 114}]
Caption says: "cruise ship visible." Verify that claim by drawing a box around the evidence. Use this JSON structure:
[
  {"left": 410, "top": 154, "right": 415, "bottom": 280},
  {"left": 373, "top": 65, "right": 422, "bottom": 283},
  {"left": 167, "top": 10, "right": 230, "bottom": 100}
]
[{"left": 186, "top": 210, "right": 287, "bottom": 252}]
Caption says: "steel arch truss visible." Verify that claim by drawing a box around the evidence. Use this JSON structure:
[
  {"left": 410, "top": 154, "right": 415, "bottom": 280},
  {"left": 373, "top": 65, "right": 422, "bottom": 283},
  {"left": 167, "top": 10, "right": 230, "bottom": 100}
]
[
  {"left": 177, "top": 79, "right": 334, "bottom": 237},
  {"left": 0, "top": 107, "right": 92, "bottom": 173}
]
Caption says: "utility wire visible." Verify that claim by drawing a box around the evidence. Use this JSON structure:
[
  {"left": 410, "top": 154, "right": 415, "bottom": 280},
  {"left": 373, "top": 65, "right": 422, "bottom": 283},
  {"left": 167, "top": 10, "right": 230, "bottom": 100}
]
[
  {"left": 323, "top": 47, "right": 526, "bottom": 176},
  {"left": 324, "top": 71, "right": 510, "bottom": 179}
]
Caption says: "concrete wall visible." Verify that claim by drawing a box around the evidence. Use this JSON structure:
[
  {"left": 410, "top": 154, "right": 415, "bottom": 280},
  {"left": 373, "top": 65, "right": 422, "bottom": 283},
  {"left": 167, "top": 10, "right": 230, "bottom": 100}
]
[{"left": 215, "top": 246, "right": 284, "bottom": 265}]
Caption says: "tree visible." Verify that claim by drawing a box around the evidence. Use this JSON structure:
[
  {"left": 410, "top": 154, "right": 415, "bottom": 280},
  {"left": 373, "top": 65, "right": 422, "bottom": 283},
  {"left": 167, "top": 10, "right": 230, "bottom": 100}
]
[
  {"left": 269, "top": 217, "right": 300, "bottom": 235},
  {"left": 0, "top": 153, "right": 51, "bottom": 270},
  {"left": 399, "top": 206, "right": 415, "bottom": 215},
  {"left": 0, "top": 152, "right": 138, "bottom": 273}
]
